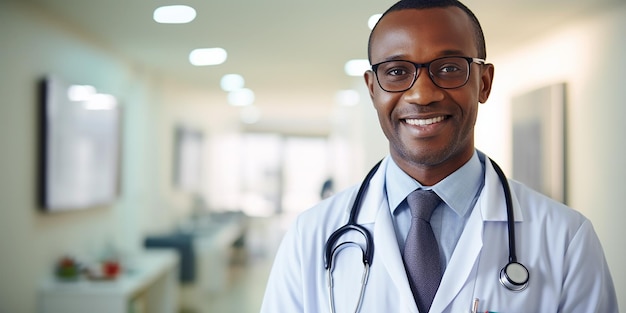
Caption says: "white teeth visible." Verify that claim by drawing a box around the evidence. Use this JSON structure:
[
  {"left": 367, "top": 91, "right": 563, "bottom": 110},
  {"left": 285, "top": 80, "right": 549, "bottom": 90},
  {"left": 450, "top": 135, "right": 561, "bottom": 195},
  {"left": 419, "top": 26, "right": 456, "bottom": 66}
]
[{"left": 405, "top": 116, "right": 445, "bottom": 126}]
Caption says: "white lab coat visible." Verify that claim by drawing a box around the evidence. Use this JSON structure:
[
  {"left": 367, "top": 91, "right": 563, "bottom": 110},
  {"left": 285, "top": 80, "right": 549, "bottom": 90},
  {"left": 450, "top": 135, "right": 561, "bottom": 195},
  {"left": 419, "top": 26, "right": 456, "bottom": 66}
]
[{"left": 260, "top": 156, "right": 618, "bottom": 313}]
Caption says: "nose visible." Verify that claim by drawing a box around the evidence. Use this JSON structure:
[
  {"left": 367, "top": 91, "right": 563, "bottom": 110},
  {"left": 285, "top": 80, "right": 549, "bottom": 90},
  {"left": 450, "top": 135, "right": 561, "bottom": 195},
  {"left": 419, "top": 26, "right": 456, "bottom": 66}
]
[{"left": 402, "top": 69, "right": 445, "bottom": 105}]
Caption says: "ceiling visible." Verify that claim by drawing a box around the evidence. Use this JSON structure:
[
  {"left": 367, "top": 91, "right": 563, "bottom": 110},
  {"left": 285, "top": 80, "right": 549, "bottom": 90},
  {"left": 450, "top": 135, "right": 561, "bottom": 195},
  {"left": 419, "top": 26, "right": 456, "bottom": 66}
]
[{"left": 21, "top": 0, "right": 622, "bottom": 113}]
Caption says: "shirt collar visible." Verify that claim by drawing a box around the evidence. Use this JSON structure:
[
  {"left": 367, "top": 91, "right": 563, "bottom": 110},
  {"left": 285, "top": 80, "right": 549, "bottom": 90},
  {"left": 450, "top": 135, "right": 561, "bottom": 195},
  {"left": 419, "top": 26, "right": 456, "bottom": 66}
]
[{"left": 385, "top": 150, "right": 484, "bottom": 217}]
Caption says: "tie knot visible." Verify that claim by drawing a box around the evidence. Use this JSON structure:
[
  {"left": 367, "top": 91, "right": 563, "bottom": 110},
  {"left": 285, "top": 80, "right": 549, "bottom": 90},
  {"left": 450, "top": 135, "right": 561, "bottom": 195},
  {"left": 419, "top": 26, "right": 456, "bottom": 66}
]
[{"left": 407, "top": 189, "right": 441, "bottom": 221}]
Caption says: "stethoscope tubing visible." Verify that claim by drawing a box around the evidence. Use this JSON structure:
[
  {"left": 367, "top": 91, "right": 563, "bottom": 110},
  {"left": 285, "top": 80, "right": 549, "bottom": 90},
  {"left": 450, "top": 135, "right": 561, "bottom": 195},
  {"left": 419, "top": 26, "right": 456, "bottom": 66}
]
[
  {"left": 323, "top": 160, "right": 381, "bottom": 270},
  {"left": 323, "top": 157, "right": 529, "bottom": 312},
  {"left": 489, "top": 159, "right": 518, "bottom": 263}
]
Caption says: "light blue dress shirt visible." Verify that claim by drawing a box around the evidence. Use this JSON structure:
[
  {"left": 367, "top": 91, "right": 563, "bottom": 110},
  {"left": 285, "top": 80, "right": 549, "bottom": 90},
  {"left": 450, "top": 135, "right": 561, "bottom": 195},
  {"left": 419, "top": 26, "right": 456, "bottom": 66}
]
[{"left": 385, "top": 150, "right": 485, "bottom": 272}]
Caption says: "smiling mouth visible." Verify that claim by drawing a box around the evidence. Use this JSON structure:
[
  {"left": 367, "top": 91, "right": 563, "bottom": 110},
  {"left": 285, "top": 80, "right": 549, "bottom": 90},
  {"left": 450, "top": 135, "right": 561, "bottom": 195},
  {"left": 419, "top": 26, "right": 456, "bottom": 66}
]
[{"left": 404, "top": 116, "right": 446, "bottom": 126}]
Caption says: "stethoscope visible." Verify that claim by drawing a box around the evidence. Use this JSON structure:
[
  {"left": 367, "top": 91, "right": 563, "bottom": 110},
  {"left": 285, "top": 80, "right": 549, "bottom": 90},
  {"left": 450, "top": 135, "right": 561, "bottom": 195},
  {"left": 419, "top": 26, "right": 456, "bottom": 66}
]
[{"left": 323, "top": 158, "right": 529, "bottom": 313}]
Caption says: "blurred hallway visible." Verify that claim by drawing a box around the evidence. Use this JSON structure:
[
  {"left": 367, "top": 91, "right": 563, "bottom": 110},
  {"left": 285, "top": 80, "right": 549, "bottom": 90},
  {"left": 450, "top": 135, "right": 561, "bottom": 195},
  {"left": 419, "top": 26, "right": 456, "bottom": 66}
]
[{"left": 178, "top": 216, "right": 286, "bottom": 313}]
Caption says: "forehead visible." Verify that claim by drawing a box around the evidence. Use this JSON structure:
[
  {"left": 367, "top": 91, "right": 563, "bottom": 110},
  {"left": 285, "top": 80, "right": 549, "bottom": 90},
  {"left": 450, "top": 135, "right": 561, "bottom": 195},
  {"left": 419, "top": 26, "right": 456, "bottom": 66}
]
[{"left": 370, "top": 7, "right": 477, "bottom": 63}]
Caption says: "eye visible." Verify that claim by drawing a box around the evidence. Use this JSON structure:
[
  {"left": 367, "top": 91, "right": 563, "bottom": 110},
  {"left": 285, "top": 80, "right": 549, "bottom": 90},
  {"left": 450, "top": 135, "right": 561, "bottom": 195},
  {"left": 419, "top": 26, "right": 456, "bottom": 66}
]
[
  {"left": 378, "top": 61, "right": 414, "bottom": 80},
  {"left": 387, "top": 68, "right": 408, "bottom": 76},
  {"left": 433, "top": 60, "right": 467, "bottom": 78},
  {"left": 383, "top": 64, "right": 412, "bottom": 77},
  {"left": 442, "top": 66, "right": 460, "bottom": 73},
  {"left": 438, "top": 63, "right": 463, "bottom": 73}
]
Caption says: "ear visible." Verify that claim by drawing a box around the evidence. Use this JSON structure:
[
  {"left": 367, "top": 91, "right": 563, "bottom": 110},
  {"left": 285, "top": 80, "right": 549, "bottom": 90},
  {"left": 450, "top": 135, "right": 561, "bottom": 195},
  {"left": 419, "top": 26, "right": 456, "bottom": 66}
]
[
  {"left": 478, "top": 63, "right": 494, "bottom": 103},
  {"left": 364, "top": 70, "right": 377, "bottom": 100}
]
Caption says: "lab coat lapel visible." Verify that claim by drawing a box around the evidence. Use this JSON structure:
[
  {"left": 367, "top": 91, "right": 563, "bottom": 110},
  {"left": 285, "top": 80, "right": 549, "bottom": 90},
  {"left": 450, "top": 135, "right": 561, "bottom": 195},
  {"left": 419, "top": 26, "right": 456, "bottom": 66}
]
[
  {"left": 430, "top": 160, "right": 523, "bottom": 312},
  {"left": 356, "top": 157, "right": 419, "bottom": 313},
  {"left": 480, "top": 159, "right": 524, "bottom": 223},
  {"left": 354, "top": 158, "right": 387, "bottom": 225},
  {"left": 429, "top": 197, "right": 483, "bottom": 312},
  {"left": 375, "top": 197, "right": 420, "bottom": 313}
]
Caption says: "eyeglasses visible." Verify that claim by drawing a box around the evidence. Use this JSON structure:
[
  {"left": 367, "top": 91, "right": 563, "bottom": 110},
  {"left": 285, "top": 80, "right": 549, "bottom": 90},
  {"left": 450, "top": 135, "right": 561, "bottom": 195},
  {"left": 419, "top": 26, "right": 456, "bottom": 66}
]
[{"left": 371, "top": 56, "right": 485, "bottom": 92}]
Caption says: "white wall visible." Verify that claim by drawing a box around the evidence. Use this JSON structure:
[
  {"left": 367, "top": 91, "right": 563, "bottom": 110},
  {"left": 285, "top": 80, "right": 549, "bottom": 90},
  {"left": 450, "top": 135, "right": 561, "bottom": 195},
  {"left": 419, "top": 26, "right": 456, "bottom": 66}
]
[
  {"left": 328, "top": 78, "right": 389, "bottom": 192},
  {"left": 0, "top": 3, "right": 218, "bottom": 312},
  {"left": 476, "top": 3, "right": 626, "bottom": 308}
]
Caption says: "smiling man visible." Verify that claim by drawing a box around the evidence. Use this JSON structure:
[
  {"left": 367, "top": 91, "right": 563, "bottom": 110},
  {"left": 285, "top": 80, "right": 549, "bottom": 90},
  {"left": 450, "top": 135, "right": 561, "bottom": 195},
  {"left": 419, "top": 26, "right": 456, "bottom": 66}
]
[
  {"left": 260, "top": 1, "right": 617, "bottom": 312},
  {"left": 365, "top": 4, "right": 493, "bottom": 186}
]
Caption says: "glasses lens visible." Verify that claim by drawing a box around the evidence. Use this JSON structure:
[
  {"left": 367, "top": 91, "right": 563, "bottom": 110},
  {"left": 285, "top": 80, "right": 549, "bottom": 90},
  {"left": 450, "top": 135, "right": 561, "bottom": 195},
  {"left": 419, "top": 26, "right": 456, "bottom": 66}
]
[
  {"left": 375, "top": 61, "right": 416, "bottom": 92},
  {"left": 429, "top": 57, "right": 470, "bottom": 89}
]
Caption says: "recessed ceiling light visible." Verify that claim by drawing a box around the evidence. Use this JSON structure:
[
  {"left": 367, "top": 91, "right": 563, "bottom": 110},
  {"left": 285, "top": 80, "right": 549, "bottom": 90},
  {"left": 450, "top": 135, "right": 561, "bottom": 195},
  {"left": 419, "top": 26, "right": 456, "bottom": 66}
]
[
  {"left": 368, "top": 14, "right": 382, "bottom": 29},
  {"left": 153, "top": 5, "right": 196, "bottom": 24},
  {"left": 344, "top": 59, "right": 370, "bottom": 76},
  {"left": 220, "top": 74, "right": 245, "bottom": 92},
  {"left": 189, "top": 48, "right": 227, "bottom": 66}
]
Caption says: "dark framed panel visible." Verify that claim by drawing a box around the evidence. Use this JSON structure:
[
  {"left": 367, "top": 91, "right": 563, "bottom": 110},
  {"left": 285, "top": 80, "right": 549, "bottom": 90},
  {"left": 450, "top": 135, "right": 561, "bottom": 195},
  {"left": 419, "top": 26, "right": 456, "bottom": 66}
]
[{"left": 39, "top": 76, "right": 121, "bottom": 211}]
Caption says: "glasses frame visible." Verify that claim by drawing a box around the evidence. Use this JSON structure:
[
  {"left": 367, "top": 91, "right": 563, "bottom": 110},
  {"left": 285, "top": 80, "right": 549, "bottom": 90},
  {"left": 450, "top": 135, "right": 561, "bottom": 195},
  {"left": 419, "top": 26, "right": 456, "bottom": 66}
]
[{"left": 371, "top": 56, "right": 486, "bottom": 92}]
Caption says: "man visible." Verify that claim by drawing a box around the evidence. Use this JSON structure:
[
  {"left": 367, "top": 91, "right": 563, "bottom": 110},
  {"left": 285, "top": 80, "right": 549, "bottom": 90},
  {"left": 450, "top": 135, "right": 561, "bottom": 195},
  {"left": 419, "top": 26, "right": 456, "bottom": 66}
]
[{"left": 260, "top": 0, "right": 618, "bottom": 312}]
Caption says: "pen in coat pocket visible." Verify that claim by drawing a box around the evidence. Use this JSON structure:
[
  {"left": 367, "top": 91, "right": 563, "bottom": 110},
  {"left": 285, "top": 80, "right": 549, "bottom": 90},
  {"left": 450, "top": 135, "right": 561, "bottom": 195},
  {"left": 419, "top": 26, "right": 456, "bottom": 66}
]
[{"left": 471, "top": 298, "right": 499, "bottom": 313}]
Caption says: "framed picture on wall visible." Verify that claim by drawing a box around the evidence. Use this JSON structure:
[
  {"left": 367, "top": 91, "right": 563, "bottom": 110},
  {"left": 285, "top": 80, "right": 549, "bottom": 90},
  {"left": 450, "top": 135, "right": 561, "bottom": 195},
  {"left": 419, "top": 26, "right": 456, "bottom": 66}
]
[
  {"left": 39, "top": 76, "right": 121, "bottom": 211},
  {"left": 511, "top": 83, "right": 567, "bottom": 204},
  {"left": 172, "top": 125, "right": 204, "bottom": 193}
]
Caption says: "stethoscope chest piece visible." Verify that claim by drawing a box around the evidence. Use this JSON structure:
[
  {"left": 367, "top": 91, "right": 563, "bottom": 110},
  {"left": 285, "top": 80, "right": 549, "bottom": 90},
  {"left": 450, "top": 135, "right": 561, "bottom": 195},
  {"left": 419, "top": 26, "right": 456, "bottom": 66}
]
[{"left": 499, "top": 261, "right": 529, "bottom": 291}]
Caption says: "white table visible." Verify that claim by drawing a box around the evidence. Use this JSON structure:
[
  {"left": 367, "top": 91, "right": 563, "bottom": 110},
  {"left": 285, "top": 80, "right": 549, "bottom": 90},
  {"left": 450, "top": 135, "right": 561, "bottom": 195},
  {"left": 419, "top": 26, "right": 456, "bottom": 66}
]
[{"left": 39, "top": 250, "right": 179, "bottom": 313}]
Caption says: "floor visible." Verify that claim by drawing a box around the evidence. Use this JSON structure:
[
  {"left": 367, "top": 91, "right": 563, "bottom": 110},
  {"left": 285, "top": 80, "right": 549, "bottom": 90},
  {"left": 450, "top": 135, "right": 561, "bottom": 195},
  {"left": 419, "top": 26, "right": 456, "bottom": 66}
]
[{"left": 178, "top": 215, "right": 288, "bottom": 313}]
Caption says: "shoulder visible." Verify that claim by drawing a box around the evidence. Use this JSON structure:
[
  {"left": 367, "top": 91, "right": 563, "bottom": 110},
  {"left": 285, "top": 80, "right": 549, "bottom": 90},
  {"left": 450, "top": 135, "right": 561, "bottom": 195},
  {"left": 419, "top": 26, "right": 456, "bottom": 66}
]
[
  {"left": 507, "top": 181, "right": 617, "bottom": 311},
  {"left": 509, "top": 179, "right": 589, "bottom": 235},
  {"left": 272, "top": 184, "right": 362, "bottom": 277},
  {"left": 291, "top": 185, "right": 360, "bottom": 236},
  {"left": 510, "top": 179, "right": 577, "bottom": 212}
]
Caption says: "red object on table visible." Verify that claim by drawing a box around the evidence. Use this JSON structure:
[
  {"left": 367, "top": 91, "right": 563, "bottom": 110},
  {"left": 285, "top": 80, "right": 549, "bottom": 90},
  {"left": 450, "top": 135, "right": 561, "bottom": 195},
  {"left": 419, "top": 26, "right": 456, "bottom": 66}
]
[{"left": 102, "top": 261, "right": 121, "bottom": 278}]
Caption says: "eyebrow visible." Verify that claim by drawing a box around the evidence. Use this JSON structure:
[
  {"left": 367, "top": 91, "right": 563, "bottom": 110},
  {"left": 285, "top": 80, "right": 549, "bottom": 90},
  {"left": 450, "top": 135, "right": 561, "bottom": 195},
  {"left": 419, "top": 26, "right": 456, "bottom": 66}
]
[
  {"left": 375, "top": 49, "right": 470, "bottom": 63},
  {"left": 378, "top": 54, "right": 408, "bottom": 63},
  {"left": 439, "top": 49, "right": 468, "bottom": 56}
]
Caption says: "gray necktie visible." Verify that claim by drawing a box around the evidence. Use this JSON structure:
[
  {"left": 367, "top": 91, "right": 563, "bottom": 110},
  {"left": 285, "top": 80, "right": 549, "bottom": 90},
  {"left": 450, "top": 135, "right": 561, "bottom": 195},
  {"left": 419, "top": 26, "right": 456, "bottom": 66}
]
[{"left": 403, "top": 189, "right": 442, "bottom": 313}]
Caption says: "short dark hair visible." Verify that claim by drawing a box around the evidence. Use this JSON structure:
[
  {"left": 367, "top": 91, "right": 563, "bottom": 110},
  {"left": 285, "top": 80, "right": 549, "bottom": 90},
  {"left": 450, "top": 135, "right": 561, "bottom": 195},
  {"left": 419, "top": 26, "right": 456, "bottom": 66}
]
[{"left": 367, "top": 0, "right": 487, "bottom": 62}]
